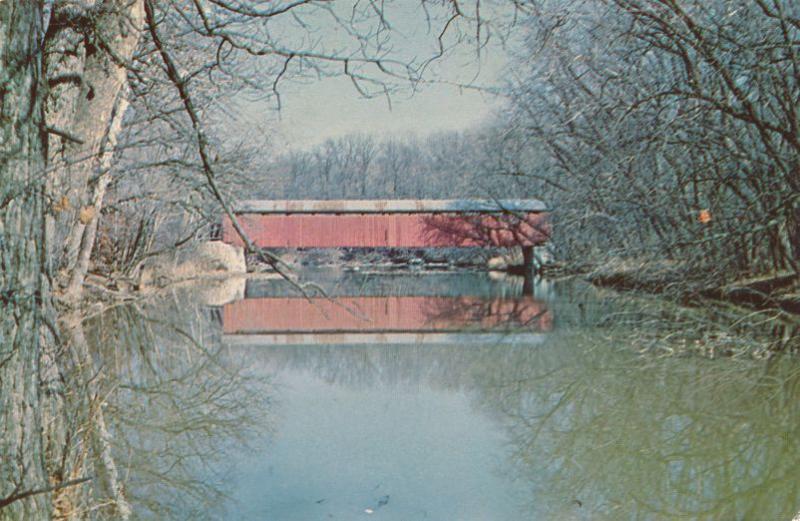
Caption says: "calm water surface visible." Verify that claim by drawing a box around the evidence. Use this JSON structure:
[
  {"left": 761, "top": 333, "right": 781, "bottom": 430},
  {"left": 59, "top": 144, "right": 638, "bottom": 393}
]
[{"left": 91, "top": 271, "right": 800, "bottom": 520}]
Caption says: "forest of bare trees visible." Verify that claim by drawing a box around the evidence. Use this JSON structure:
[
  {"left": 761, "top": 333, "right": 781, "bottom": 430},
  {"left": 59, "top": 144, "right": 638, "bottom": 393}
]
[{"left": 257, "top": 129, "right": 538, "bottom": 200}]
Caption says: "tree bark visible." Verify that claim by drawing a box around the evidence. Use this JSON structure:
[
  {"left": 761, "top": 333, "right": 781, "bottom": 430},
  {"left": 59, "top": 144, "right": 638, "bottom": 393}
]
[
  {"left": 64, "top": 91, "right": 131, "bottom": 300},
  {"left": 0, "top": 3, "right": 52, "bottom": 518}
]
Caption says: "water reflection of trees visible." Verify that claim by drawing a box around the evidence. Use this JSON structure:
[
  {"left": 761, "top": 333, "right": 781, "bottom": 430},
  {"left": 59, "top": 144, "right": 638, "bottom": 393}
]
[
  {"left": 245, "top": 271, "right": 532, "bottom": 299},
  {"left": 1, "top": 292, "right": 268, "bottom": 520},
  {"left": 239, "top": 324, "right": 800, "bottom": 520},
  {"left": 419, "top": 296, "right": 551, "bottom": 332},
  {"left": 82, "top": 298, "right": 270, "bottom": 520},
  {"left": 238, "top": 342, "right": 539, "bottom": 391},
  {"left": 475, "top": 333, "right": 800, "bottom": 520}
]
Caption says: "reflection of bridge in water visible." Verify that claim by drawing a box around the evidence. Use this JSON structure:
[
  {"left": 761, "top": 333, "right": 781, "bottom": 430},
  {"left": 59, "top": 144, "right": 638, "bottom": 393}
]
[{"left": 222, "top": 273, "right": 553, "bottom": 346}]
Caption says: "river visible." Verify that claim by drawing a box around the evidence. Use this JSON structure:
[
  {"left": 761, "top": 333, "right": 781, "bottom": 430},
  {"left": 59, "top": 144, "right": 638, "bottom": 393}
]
[{"left": 84, "top": 270, "right": 800, "bottom": 520}]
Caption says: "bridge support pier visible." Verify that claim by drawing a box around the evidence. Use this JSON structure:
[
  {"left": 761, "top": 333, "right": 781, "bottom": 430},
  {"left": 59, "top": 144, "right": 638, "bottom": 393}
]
[
  {"left": 522, "top": 246, "right": 538, "bottom": 275},
  {"left": 522, "top": 246, "right": 537, "bottom": 296}
]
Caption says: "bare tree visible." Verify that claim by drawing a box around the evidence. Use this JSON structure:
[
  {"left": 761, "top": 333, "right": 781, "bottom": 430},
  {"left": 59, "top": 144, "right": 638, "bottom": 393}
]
[
  {"left": 504, "top": 0, "right": 800, "bottom": 297},
  {"left": 270, "top": 128, "right": 517, "bottom": 199},
  {"left": 345, "top": 134, "right": 378, "bottom": 197},
  {"left": 380, "top": 137, "right": 409, "bottom": 196}
]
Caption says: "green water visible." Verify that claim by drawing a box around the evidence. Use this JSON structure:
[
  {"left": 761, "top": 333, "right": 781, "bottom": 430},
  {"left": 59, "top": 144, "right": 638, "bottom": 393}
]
[{"left": 85, "top": 272, "right": 800, "bottom": 520}]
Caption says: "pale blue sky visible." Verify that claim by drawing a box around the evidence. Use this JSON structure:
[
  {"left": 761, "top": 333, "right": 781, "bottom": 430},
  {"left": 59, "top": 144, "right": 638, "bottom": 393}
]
[
  {"left": 232, "top": 1, "right": 511, "bottom": 150},
  {"left": 272, "top": 72, "right": 502, "bottom": 148}
]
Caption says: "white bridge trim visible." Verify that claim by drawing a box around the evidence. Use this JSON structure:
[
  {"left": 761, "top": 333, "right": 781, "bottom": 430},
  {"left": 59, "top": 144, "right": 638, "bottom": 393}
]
[
  {"left": 223, "top": 332, "right": 547, "bottom": 347},
  {"left": 235, "top": 199, "right": 547, "bottom": 214}
]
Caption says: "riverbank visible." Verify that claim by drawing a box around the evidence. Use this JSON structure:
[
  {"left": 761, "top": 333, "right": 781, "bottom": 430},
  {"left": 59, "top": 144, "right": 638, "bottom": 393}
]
[
  {"left": 585, "top": 258, "right": 800, "bottom": 315},
  {"left": 81, "top": 242, "right": 800, "bottom": 318}
]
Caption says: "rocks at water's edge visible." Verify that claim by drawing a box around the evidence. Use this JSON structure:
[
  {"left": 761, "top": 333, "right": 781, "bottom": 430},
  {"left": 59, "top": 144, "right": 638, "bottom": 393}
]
[{"left": 138, "top": 241, "right": 246, "bottom": 287}]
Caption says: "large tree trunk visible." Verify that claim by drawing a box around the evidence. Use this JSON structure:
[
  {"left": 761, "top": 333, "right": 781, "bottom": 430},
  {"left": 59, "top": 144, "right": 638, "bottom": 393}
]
[
  {"left": 1, "top": 2, "right": 145, "bottom": 517},
  {"left": 0, "top": 3, "right": 53, "bottom": 518}
]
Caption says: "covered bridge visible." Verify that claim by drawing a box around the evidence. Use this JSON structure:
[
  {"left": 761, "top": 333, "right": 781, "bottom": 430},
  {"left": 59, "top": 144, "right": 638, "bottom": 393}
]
[{"left": 221, "top": 199, "right": 549, "bottom": 260}]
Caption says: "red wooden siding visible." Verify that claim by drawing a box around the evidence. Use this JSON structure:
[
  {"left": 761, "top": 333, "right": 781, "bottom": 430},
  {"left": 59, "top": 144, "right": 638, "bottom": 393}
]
[
  {"left": 222, "top": 212, "right": 549, "bottom": 248},
  {"left": 222, "top": 296, "right": 552, "bottom": 334}
]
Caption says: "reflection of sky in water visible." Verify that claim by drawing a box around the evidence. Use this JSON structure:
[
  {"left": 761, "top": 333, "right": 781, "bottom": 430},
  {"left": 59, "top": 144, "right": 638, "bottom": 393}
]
[
  {"left": 117, "top": 272, "right": 800, "bottom": 521},
  {"left": 229, "top": 368, "right": 530, "bottom": 520}
]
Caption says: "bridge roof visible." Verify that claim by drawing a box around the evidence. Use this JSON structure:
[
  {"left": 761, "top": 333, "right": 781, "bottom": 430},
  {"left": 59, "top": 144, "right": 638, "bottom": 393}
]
[{"left": 235, "top": 199, "right": 546, "bottom": 214}]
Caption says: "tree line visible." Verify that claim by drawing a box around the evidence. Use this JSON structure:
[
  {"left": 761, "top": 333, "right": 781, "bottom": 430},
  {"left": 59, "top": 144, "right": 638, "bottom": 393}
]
[{"left": 255, "top": 130, "right": 538, "bottom": 200}]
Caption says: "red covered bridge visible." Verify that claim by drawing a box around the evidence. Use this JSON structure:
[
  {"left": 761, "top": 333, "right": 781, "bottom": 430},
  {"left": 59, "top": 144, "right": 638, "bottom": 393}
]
[{"left": 221, "top": 199, "right": 549, "bottom": 268}]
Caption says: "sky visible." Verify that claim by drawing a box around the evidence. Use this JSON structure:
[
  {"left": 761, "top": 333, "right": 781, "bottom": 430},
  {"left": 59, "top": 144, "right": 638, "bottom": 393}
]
[
  {"left": 231, "top": 2, "right": 512, "bottom": 151},
  {"left": 271, "top": 72, "right": 502, "bottom": 148}
]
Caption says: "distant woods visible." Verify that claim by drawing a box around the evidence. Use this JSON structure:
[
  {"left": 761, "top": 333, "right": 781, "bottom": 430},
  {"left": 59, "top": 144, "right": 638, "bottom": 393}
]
[{"left": 256, "top": 130, "right": 538, "bottom": 200}]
